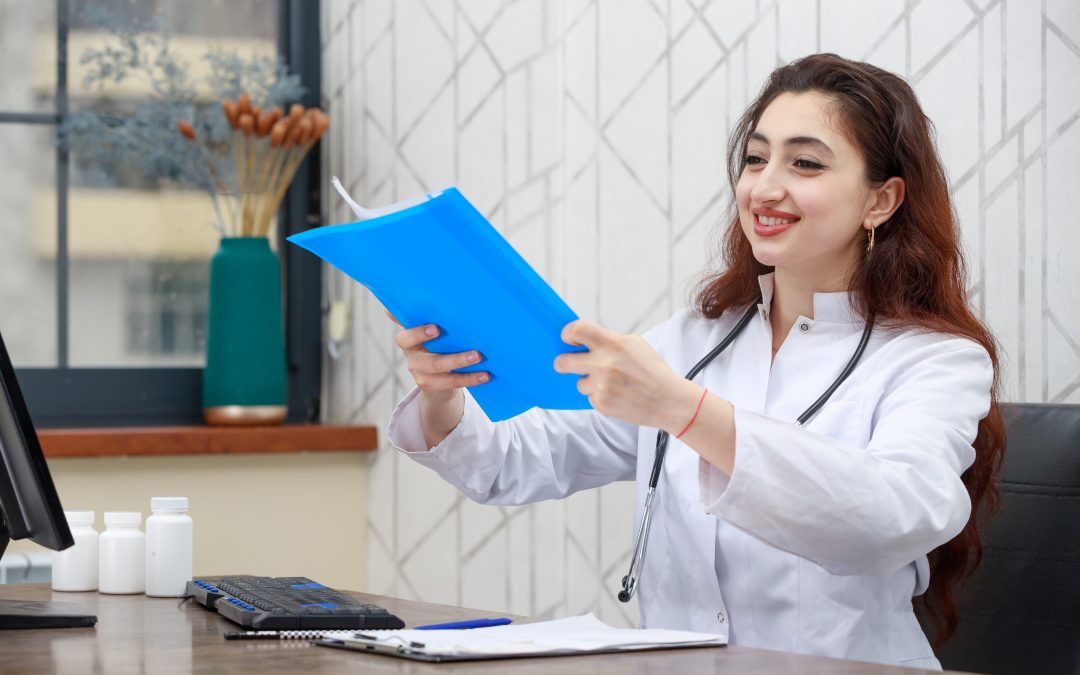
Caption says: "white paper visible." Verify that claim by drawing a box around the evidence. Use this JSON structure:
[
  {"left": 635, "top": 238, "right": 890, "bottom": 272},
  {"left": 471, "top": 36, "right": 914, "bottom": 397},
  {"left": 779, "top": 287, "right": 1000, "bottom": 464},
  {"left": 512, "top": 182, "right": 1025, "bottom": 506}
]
[
  {"left": 330, "top": 176, "right": 441, "bottom": 221},
  {"left": 338, "top": 614, "right": 726, "bottom": 657}
]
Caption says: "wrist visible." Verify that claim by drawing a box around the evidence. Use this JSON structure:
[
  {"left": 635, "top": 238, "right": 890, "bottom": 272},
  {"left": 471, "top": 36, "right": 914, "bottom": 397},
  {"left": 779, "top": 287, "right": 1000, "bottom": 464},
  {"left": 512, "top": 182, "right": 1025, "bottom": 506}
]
[
  {"left": 419, "top": 389, "right": 465, "bottom": 448},
  {"left": 663, "top": 380, "right": 706, "bottom": 435}
]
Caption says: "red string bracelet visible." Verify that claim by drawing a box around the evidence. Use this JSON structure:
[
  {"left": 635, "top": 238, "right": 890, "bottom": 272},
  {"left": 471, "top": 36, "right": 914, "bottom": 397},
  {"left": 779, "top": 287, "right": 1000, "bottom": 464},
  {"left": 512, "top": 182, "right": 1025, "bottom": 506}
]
[{"left": 675, "top": 387, "right": 709, "bottom": 439}]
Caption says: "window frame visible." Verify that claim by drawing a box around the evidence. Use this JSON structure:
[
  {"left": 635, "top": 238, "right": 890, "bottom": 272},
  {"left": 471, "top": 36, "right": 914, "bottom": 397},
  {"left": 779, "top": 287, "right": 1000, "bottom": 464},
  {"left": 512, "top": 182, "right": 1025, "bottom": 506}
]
[{"left": 4, "top": 0, "right": 323, "bottom": 428}]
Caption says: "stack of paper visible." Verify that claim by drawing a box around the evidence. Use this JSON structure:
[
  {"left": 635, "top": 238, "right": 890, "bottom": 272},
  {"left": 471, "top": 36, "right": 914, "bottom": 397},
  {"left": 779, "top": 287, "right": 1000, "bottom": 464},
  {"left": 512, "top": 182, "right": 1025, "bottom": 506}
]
[{"left": 320, "top": 614, "right": 725, "bottom": 660}]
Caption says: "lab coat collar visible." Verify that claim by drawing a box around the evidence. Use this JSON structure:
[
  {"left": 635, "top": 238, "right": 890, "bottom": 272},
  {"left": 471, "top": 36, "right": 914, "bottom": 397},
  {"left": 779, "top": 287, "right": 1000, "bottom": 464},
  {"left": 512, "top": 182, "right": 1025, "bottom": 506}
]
[{"left": 756, "top": 273, "right": 860, "bottom": 325}]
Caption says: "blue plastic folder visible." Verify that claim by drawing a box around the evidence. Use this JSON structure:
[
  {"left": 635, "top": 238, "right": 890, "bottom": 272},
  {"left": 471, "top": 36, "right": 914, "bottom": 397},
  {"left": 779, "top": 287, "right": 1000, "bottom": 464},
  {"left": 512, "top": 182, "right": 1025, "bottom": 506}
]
[{"left": 287, "top": 186, "right": 589, "bottom": 422}]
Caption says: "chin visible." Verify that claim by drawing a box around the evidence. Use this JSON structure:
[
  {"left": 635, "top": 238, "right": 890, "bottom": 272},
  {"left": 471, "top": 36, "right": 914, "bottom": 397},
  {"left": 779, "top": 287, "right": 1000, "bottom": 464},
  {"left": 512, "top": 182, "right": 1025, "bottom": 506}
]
[{"left": 748, "top": 242, "right": 786, "bottom": 268}]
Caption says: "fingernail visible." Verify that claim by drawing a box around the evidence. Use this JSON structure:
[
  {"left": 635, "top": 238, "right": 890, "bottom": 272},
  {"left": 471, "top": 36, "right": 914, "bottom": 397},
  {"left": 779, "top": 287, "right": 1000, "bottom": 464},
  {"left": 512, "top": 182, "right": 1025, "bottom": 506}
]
[
  {"left": 467, "top": 352, "right": 479, "bottom": 363},
  {"left": 478, "top": 373, "right": 490, "bottom": 383},
  {"left": 425, "top": 325, "right": 437, "bottom": 337}
]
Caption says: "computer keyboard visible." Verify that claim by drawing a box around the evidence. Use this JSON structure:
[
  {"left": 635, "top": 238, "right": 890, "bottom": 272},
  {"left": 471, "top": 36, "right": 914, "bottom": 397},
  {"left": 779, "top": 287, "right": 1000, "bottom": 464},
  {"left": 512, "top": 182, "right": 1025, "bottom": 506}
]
[{"left": 187, "top": 576, "right": 406, "bottom": 630}]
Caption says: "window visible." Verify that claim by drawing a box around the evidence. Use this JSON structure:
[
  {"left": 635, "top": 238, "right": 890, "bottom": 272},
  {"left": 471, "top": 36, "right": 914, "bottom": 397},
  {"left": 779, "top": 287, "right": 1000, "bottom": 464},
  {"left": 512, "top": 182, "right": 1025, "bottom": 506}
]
[{"left": 0, "top": 0, "right": 322, "bottom": 427}]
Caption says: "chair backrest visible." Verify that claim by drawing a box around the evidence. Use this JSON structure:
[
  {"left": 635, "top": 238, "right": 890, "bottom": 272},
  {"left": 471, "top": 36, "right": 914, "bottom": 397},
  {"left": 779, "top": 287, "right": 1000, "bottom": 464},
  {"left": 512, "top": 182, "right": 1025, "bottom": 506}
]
[{"left": 933, "top": 403, "right": 1080, "bottom": 675}]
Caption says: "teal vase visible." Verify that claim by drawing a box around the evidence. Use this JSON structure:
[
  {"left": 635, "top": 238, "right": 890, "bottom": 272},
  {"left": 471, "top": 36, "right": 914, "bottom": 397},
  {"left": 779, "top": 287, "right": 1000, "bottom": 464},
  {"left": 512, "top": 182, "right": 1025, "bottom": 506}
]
[{"left": 202, "top": 237, "right": 287, "bottom": 425}]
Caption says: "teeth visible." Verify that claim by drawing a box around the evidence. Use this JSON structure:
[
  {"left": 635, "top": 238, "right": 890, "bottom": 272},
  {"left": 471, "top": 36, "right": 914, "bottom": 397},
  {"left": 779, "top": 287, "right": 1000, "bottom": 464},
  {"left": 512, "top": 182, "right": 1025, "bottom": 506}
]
[{"left": 758, "top": 215, "right": 796, "bottom": 226}]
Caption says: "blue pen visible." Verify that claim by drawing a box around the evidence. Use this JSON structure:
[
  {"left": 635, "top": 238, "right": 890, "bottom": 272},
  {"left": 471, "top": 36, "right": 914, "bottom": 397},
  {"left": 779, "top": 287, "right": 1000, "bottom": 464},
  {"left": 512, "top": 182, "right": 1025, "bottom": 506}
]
[{"left": 414, "top": 617, "right": 512, "bottom": 630}]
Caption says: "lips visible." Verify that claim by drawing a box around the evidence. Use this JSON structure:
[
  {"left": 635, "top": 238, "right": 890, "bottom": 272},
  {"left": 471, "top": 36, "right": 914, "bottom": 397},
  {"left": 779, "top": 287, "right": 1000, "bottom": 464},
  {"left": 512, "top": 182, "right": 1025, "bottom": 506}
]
[{"left": 751, "top": 210, "right": 800, "bottom": 237}]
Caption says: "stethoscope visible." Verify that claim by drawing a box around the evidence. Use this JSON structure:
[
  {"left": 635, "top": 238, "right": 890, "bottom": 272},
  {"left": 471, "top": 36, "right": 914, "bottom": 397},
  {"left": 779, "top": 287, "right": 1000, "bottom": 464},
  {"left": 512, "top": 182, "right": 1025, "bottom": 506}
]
[{"left": 617, "top": 298, "right": 876, "bottom": 603}]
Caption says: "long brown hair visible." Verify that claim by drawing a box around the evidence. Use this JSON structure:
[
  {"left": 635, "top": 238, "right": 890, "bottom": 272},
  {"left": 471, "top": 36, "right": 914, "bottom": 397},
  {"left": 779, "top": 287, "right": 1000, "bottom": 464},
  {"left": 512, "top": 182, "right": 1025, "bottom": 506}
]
[{"left": 695, "top": 53, "right": 1005, "bottom": 645}]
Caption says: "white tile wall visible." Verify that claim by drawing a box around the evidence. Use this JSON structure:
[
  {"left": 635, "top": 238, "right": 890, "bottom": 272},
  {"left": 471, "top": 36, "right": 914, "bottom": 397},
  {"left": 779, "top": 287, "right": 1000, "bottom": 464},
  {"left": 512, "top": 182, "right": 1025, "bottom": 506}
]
[{"left": 320, "top": 0, "right": 1080, "bottom": 626}]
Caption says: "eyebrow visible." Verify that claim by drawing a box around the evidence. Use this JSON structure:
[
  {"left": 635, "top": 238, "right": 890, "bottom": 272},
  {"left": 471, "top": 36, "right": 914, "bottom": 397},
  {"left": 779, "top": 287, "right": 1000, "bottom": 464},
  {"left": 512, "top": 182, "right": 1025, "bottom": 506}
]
[{"left": 747, "top": 131, "right": 835, "bottom": 159}]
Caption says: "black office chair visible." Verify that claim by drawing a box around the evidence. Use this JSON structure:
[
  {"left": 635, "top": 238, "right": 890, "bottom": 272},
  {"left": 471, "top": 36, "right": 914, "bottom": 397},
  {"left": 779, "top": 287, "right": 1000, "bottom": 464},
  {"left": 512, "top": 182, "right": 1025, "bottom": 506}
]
[{"left": 930, "top": 403, "right": 1080, "bottom": 675}]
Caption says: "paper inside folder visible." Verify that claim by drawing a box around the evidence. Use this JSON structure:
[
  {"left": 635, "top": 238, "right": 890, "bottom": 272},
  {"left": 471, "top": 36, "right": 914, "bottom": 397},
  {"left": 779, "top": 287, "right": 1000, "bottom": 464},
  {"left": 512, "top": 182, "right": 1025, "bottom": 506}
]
[{"left": 287, "top": 181, "right": 591, "bottom": 422}]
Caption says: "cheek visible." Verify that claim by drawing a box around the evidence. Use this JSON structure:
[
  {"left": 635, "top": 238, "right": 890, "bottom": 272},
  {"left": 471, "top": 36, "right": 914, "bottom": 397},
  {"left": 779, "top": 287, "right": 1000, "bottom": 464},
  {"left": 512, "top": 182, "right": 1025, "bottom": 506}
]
[
  {"left": 734, "top": 172, "right": 753, "bottom": 208},
  {"left": 734, "top": 177, "right": 754, "bottom": 236}
]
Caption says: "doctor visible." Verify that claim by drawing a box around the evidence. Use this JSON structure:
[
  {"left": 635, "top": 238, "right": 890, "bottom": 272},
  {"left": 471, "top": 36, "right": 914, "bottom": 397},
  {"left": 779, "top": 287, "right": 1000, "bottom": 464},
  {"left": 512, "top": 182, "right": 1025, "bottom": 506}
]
[{"left": 385, "top": 53, "right": 1004, "bottom": 670}]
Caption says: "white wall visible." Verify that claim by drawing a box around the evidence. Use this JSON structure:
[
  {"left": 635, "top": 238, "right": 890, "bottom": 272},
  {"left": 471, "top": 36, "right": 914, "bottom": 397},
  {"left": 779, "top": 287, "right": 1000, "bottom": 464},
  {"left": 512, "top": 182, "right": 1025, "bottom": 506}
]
[
  {"left": 8, "top": 452, "right": 368, "bottom": 590},
  {"left": 320, "top": 0, "right": 1080, "bottom": 625}
]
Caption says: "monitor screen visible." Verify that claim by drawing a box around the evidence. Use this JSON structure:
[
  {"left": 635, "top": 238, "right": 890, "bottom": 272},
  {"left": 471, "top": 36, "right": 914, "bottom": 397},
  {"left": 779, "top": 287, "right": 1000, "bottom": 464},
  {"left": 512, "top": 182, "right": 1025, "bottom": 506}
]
[
  {"left": 0, "top": 330, "right": 95, "bottom": 628},
  {"left": 0, "top": 330, "right": 72, "bottom": 556}
]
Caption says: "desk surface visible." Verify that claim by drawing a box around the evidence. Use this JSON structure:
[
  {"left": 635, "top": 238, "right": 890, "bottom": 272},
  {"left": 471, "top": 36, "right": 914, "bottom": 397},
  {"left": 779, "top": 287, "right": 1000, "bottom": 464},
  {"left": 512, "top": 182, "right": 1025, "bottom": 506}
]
[{"left": 0, "top": 583, "right": 956, "bottom": 674}]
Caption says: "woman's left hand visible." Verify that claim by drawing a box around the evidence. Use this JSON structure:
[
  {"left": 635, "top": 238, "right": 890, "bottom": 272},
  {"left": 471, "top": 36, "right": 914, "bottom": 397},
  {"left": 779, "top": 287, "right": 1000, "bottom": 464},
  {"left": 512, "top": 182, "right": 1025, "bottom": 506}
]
[{"left": 554, "top": 319, "right": 700, "bottom": 432}]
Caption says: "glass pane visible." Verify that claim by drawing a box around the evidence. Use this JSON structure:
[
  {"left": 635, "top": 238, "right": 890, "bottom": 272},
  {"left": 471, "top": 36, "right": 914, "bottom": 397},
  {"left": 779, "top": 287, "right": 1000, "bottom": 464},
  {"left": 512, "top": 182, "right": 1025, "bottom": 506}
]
[
  {"left": 0, "top": 2, "right": 57, "bottom": 115},
  {"left": 66, "top": 0, "right": 278, "bottom": 367},
  {"left": 0, "top": 125, "right": 58, "bottom": 366}
]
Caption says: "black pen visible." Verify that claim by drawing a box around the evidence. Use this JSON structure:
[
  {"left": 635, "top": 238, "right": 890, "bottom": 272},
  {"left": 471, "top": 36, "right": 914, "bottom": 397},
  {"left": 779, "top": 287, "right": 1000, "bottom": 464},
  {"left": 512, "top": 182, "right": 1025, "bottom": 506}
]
[{"left": 224, "top": 629, "right": 356, "bottom": 640}]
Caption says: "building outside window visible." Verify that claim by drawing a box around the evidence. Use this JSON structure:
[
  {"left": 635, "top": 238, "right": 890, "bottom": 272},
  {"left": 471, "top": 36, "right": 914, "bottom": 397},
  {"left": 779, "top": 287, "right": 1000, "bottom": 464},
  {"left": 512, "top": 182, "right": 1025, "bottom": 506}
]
[{"left": 0, "top": 0, "right": 321, "bottom": 425}]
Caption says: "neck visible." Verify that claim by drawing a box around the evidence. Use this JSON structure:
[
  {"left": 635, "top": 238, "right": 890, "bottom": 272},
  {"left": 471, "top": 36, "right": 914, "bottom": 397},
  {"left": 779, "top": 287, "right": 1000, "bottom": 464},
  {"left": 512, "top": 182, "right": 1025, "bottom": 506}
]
[{"left": 769, "top": 266, "right": 850, "bottom": 351}]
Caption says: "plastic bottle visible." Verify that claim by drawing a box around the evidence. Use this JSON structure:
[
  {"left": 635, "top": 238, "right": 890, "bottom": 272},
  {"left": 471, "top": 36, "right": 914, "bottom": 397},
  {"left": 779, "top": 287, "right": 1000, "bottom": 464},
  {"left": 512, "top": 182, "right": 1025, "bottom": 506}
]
[
  {"left": 99, "top": 512, "right": 145, "bottom": 594},
  {"left": 51, "top": 510, "right": 99, "bottom": 591},
  {"left": 145, "top": 497, "right": 193, "bottom": 597}
]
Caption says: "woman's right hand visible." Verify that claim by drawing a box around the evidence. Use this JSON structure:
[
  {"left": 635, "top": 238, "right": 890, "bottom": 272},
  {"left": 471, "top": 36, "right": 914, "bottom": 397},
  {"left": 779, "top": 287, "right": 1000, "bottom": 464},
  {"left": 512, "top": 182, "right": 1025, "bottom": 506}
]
[
  {"left": 393, "top": 320, "right": 490, "bottom": 401},
  {"left": 390, "top": 312, "right": 490, "bottom": 447}
]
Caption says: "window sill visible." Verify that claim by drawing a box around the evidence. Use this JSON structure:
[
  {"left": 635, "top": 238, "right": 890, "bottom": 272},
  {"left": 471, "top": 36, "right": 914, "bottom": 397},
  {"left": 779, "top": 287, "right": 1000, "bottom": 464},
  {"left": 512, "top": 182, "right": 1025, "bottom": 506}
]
[{"left": 37, "top": 424, "right": 378, "bottom": 458}]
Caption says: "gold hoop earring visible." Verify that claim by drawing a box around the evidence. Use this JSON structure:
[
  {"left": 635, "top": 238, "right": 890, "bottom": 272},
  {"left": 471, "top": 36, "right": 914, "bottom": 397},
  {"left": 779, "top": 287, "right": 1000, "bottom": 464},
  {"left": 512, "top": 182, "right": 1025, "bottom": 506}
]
[{"left": 866, "top": 227, "right": 875, "bottom": 253}]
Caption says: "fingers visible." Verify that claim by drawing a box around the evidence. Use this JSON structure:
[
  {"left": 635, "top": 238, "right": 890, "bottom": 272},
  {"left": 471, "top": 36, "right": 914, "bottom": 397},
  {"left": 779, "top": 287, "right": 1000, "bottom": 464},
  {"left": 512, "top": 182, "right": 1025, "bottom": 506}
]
[
  {"left": 391, "top": 322, "right": 490, "bottom": 394},
  {"left": 553, "top": 351, "right": 589, "bottom": 375},
  {"left": 414, "top": 370, "right": 491, "bottom": 393},
  {"left": 561, "top": 319, "right": 612, "bottom": 348},
  {"left": 427, "top": 349, "right": 482, "bottom": 373},
  {"left": 395, "top": 323, "right": 441, "bottom": 350},
  {"left": 411, "top": 349, "right": 490, "bottom": 393}
]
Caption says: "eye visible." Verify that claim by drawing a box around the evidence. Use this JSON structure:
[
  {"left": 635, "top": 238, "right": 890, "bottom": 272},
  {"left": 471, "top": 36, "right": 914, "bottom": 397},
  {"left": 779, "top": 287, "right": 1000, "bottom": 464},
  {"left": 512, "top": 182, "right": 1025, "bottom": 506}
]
[
  {"left": 743, "top": 155, "right": 766, "bottom": 166},
  {"left": 794, "top": 158, "right": 825, "bottom": 170}
]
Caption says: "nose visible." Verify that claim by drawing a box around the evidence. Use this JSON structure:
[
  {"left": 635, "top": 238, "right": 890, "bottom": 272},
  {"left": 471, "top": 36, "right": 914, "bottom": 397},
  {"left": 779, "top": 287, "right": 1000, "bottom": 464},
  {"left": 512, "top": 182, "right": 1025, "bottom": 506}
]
[{"left": 749, "top": 163, "right": 785, "bottom": 205}]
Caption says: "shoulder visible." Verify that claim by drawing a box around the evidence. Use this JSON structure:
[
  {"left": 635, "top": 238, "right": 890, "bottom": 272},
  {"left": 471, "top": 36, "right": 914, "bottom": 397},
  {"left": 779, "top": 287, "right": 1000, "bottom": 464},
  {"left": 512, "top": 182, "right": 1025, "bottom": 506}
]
[
  {"left": 874, "top": 325, "right": 990, "bottom": 363},
  {"left": 868, "top": 325, "right": 994, "bottom": 391}
]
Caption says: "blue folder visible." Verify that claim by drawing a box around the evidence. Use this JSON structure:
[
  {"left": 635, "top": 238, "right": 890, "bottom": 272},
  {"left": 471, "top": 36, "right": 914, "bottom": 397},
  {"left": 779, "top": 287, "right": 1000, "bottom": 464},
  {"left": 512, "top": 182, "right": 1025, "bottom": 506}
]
[{"left": 287, "top": 187, "right": 590, "bottom": 422}]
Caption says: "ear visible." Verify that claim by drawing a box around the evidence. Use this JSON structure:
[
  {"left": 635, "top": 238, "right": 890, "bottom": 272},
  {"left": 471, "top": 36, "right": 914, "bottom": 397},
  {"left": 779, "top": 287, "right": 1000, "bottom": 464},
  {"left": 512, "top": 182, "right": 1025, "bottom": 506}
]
[{"left": 864, "top": 176, "right": 905, "bottom": 230}]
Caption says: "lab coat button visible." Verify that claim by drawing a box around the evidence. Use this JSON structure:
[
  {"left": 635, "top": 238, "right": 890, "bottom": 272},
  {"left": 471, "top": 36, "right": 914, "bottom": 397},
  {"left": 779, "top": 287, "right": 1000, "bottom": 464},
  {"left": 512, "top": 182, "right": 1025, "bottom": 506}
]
[
  {"left": 716, "top": 611, "right": 726, "bottom": 623},
  {"left": 799, "top": 322, "right": 809, "bottom": 332}
]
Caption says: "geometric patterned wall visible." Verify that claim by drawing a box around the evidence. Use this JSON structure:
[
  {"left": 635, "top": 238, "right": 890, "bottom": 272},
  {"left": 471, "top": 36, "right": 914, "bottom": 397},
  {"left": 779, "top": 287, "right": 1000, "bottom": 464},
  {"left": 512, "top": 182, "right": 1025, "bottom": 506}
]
[{"left": 319, "top": 0, "right": 1080, "bottom": 626}]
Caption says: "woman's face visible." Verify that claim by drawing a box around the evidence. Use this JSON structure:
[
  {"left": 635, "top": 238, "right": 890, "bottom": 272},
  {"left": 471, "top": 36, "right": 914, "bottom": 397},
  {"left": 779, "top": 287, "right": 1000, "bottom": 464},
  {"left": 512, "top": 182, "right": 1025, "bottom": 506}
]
[{"left": 735, "top": 91, "right": 875, "bottom": 284}]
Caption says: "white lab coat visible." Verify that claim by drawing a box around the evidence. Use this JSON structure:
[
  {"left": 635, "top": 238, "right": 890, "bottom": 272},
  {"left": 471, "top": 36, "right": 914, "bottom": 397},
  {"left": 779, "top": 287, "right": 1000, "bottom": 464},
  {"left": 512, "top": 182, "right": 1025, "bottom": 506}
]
[{"left": 387, "top": 274, "right": 992, "bottom": 670}]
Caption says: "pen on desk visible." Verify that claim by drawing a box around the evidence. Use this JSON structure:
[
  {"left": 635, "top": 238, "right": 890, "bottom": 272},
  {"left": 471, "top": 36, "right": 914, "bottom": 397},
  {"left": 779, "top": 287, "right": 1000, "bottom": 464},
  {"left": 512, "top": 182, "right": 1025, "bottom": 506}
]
[
  {"left": 224, "top": 630, "right": 351, "bottom": 640},
  {"left": 414, "top": 617, "right": 513, "bottom": 630}
]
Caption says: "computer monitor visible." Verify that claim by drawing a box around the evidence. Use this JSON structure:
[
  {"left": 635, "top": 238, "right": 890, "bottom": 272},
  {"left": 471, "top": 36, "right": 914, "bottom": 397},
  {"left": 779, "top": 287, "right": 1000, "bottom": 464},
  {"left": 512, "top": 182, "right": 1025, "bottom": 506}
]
[{"left": 0, "top": 330, "right": 96, "bottom": 628}]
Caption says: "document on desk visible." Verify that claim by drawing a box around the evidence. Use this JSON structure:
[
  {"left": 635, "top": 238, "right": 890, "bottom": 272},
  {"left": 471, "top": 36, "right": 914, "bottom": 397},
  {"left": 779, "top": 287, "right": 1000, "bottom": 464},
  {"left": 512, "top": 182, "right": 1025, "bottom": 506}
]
[
  {"left": 316, "top": 613, "right": 726, "bottom": 662},
  {"left": 287, "top": 181, "right": 590, "bottom": 422}
]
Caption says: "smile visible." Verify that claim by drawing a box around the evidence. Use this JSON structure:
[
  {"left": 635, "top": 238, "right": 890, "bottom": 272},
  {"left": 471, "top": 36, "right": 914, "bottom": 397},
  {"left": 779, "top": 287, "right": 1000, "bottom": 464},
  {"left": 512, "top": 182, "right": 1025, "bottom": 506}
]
[
  {"left": 758, "top": 215, "right": 796, "bottom": 226},
  {"left": 753, "top": 213, "right": 800, "bottom": 237}
]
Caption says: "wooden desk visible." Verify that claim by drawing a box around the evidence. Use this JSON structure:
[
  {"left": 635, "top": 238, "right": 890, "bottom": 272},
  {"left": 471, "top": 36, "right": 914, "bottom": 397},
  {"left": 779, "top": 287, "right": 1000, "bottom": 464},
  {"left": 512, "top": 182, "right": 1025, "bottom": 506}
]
[{"left": 0, "top": 583, "right": 955, "bottom": 674}]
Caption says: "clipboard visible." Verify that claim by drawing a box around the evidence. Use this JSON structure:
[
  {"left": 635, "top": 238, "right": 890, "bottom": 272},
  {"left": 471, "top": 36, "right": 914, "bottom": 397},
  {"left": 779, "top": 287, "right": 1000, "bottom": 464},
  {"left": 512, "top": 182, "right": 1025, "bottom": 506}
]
[
  {"left": 287, "top": 183, "right": 591, "bottom": 422},
  {"left": 312, "top": 614, "right": 726, "bottom": 663}
]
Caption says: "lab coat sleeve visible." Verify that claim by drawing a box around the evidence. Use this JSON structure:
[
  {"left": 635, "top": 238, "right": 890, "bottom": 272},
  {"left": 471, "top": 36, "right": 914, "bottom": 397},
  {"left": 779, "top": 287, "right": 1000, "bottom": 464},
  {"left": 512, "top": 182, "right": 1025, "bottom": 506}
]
[
  {"left": 387, "top": 387, "right": 638, "bottom": 505},
  {"left": 700, "top": 339, "right": 993, "bottom": 577}
]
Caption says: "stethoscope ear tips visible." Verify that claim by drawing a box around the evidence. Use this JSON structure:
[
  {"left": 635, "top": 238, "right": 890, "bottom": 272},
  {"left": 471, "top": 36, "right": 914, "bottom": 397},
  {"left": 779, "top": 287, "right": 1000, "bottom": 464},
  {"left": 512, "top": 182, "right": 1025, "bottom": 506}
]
[{"left": 618, "top": 576, "right": 634, "bottom": 603}]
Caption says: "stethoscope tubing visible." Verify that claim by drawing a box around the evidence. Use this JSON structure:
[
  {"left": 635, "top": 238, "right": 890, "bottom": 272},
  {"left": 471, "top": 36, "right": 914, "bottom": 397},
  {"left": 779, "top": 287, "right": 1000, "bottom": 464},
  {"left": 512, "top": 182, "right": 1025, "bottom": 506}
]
[{"left": 619, "top": 298, "right": 876, "bottom": 603}]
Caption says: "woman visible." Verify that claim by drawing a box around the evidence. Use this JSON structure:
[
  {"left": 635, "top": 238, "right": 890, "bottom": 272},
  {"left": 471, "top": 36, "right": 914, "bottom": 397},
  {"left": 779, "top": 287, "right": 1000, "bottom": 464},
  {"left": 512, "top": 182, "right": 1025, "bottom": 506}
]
[{"left": 386, "top": 53, "right": 1004, "bottom": 669}]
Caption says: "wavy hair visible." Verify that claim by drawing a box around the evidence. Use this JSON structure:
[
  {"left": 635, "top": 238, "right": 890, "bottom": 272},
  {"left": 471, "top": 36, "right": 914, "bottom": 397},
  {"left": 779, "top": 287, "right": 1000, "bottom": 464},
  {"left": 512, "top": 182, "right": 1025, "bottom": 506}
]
[{"left": 694, "top": 53, "right": 1006, "bottom": 646}]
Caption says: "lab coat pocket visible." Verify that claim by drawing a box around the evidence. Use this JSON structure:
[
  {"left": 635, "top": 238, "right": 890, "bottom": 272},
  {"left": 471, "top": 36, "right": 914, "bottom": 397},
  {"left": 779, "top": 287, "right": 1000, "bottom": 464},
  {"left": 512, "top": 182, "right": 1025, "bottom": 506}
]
[{"left": 805, "top": 400, "right": 866, "bottom": 448}]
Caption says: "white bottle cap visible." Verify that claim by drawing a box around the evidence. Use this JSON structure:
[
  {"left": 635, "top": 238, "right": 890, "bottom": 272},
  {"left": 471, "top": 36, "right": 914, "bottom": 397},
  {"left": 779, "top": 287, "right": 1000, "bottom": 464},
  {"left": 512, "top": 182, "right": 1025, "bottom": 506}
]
[
  {"left": 150, "top": 497, "right": 189, "bottom": 511},
  {"left": 64, "top": 510, "right": 95, "bottom": 526},
  {"left": 104, "top": 511, "right": 142, "bottom": 526}
]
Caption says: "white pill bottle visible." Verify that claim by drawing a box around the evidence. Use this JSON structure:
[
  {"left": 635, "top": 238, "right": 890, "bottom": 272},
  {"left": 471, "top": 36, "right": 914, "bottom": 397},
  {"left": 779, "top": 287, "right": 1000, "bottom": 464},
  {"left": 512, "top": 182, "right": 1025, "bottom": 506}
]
[
  {"left": 144, "top": 497, "right": 193, "bottom": 597},
  {"left": 99, "top": 512, "right": 145, "bottom": 594},
  {"left": 51, "top": 510, "right": 99, "bottom": 591}
]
